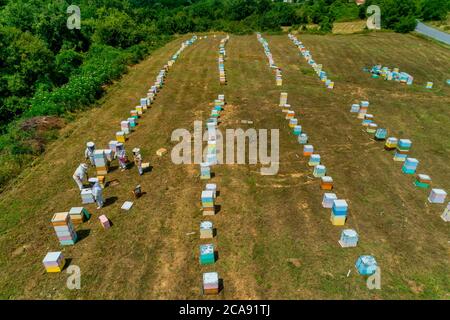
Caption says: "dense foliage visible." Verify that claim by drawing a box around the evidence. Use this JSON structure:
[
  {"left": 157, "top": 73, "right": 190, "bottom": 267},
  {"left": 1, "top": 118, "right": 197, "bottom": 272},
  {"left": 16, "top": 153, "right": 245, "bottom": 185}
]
[{"left": 0, "top": 0, "right": 448, "bottom": 190}]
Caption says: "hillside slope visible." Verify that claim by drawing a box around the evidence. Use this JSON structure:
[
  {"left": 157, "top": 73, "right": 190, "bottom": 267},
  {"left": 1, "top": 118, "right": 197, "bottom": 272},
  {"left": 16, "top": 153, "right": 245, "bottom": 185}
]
[{"left": 0, "top": 32, "right": 449, "bottom": 299}]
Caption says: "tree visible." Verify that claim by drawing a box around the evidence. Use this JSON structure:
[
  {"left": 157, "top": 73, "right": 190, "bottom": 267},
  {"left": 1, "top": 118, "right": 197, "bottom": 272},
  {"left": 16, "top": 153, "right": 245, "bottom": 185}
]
[{"left": 420, "top": 0, "right": 450, "bottom": 21}]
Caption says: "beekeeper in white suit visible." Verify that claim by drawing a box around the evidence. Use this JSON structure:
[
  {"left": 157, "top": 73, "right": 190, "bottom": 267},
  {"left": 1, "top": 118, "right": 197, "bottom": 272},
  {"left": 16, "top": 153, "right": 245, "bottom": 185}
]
[
  {"left": 85, "top": 142, "right": 96, "bottom": 166},
  {"left": 92, "top": 180, "right": 104, "bottom": 209},
  {"left": 133, "top": 148, "right": 143, "bottom": 176},
  {"left": 73, "top": 163, "right": 88, "bottom": 190}
]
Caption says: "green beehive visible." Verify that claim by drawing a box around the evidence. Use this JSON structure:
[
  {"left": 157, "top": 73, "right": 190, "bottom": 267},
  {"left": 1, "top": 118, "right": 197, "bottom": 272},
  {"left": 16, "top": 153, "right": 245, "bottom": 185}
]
[{"left": 199, "top": 244, "right": 215, "bottom": 265}]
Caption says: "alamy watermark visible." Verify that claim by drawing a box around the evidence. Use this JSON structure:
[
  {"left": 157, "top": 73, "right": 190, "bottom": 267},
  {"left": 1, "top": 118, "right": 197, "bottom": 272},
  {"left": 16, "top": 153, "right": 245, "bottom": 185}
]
[
  {"left": 171, "top": 121, "right": 280, "bottom": 175},
  {"left": 366, "top": 5, "right": 381, "bottom": 30},
  {"left": 66, "top": 265, "right": 81, "bottom": 290},
  {"left": 67, "top": 5, "right": 81, "bottom": 30},
  {"left": 366, "top": 267, "right": 381, "bottom": 290}
]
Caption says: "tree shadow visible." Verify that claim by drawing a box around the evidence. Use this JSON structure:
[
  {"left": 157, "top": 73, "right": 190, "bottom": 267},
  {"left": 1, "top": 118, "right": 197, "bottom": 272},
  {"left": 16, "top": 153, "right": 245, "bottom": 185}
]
[{"left": 214, "top": 204, "right": 221, "bottom": 214}]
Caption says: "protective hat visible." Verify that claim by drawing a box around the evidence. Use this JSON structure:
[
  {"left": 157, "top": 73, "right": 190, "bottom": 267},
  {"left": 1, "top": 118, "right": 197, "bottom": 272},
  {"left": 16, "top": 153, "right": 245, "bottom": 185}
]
[
  {"left": 87, "top": 142, "right": 95, "bottom": 148},
  {"left": 81, "top": 163, "right": 88, "bottom": 169},
  {"left": 132, "top": 148, "right": 140, "bottom": 154}
]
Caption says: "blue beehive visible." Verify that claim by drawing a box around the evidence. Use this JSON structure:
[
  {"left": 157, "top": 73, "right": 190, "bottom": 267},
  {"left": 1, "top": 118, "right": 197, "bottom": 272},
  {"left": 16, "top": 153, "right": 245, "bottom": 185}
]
[
  {"left": 375, "top": 128, "right": 387, "bottom": 140},
  {"left": 298, "top": 133, "right": 308, "bottom": 144},
  {"left": 355, "top": 255, "right": 377, "bottom": 276},
  {"left": 402, "top": 158, "right": 419, "bottom": 174},
  {"left": 332, "top": 199, "right": 348, "bottom": 217},
  {"left": 339, "top": 229, "right": 358, "bottom": 248}
]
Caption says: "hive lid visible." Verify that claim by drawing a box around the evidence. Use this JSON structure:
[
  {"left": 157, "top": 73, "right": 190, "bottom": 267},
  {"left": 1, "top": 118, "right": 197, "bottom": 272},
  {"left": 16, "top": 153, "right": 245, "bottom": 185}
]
[
  {"left": 43, "top": 251, "right": 63, "bottom": 263},
  {"left": 342, "top": 229, "right": 358, "bottom": 238},
  {"left": 52, "top": 212, "right": 69, "bottom": 222},
  {"left": 333, "top": 199, "right": 348, "bottom": 207},
  {"left": 432, "top": 189, "right": 447, "bottom": 196},
  {"left": 200, "top": 221, "right": 213, "bottom": 229},
  {"left": 203, "top": 272, "right": 219, "bottom": 284}
]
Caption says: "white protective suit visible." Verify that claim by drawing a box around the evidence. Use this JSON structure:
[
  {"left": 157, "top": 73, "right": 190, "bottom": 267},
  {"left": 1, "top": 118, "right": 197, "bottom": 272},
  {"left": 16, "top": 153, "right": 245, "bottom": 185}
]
[
  {"left": 92, "top": 181, "right": 104, "bottom": 208},
  {"left": 73, "top": 164, "right": 88, "bottom": 190},
  {"left": 85, "top": 146, "right": 95, "bottom": 166}
]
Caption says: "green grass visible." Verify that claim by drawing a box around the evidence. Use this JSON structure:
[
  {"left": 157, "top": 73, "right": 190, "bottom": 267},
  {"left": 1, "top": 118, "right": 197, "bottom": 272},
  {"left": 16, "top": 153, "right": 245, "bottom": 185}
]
[{"left": 0, "top": 32, "right": 449, "bottom": 299}]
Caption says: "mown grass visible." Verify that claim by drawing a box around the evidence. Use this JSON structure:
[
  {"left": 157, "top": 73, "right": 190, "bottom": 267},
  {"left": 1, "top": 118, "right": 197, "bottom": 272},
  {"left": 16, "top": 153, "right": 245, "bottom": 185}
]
[{"left": 0, "top": 32, "right": 449, "bottom": 299}]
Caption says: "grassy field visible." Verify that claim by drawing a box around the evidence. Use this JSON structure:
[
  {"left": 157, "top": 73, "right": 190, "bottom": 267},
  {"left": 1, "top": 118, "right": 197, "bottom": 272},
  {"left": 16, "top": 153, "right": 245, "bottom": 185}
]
[
  {"left": 427, "top": 14, "right": 450, "bottom": 34},
  {"left": 333, "top": 20, "right": 366, "bottom": 34},
  {"left": 0, "top": 32, "right": 449, "bottom": 299}
]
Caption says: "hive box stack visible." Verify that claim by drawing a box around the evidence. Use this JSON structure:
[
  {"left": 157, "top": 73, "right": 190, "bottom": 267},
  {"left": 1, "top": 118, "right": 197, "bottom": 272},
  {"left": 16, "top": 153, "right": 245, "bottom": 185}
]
[
  {"left": 276, "top": 69, "right": 282, "bottom": 86},
  {"left": 385, "top": 137, "right": 398, "bottom": 150},
  {"left": 394, "top": 139, "right": 412, "bottom": 162},
  {"left": 375, "top": 128, "right": 387, "bottom": 141},
  {"left": 402, "top": 158, "right": 419, "bottom": 174},
  {"left": 303, "top": 145, "right": 314, "bottom": 156},
  {"left": 140, "top": 98, "right": 149, "bottom": 110},
  {"left": 331, "top": 200, "right": 348, "bottom": 226},
  {"left": 313, "top": 165, "right": 326, "bottom": 178},
  {"left": 428, "top": 189, "right": 447, "bottom": 204},
  {"left": 199, "top": 244, "right": 215, "bottom": 265},
  {"left": 289, "top": 118, "right": 298, "bottom": 128},
  {"left": 322, "top": 193, "right": 337, "bottom": 208},
  {"left": 68, "top": 207, "right": 91, "bottom": 225},
  {"left": 51, "top": 212, "right": 77, "bottom": 246},
  {"left": 94, "top": 150, "right": 108, "bottom": 175},
  {"left": 281, "top": 104, "right": 291, "bottom": 113},
  {"left": 321, "top": 176, "right": 333, "bottom": 190},
  {"left": 207, "top": 140, "right": 217, "bottom": 165},
  {"left": 279, "top": 92, "right": 288, "bottom": 107},
  {"left": 362, "top": 114, "right": 373, "bottom": 127},
  {"left": 202, "top": 272, "right": 219, "bottom": 295},
  {"left": 293, "top": 125, "right": 302, "bottom": 136},
  {"left": 81, "top": 188, "right": 95, "bottom": 204},
  {"left": 201, "top": 190, "right": 215, "bottom": 216},
  {"left": 339, "top": 229, "right": 358, "bottom": 248},
  {"left": 441, "top": 203, "right": 450, "bottom": 222},
  {"left": 350, "top": 104, "right": 360, "bottom": 113},
  {"left": 200, "top": 221, "right": 214, "bottom": 239},
  {"left": 128, "top": 117, "right": 136, "bottom": 129},
  {"left": 367, "top": 123, "right": 378, "bottom": 134},
  {"left": 426, "top": 82, "right": 433, "bottom": 89},
  {"left": 116, "top": 131, "right": 125, "bottom": 143},
  {"left": 308, "top": 154, "right": 320, "bottom": 167},
  {"left": 121, "top": 121, "right": 130, "bottom": 135},
  {"left": 98, "top": 215, "right": 111, "bottom": 229},
  {"left": 200, "top": 162, "right": 211, "bottom": 180},
  {"left": 207, "top": 122, "right": 216, "bottom": 141},
  {"left": 358, "top": 101, "right": 369, "bottom": 119},
  {"left": 130, "top": 110, "right": 138, "bottom": 120},
  {"left": 414, "top": 174, "right": 431, "bottom": 189},
  {"left": 135, "top": 105, "right": 143, "bottom": 116},
  {"left": 43, "top": 252, "right": 65, "bottom": 273},
  {"left": 206, "top": 183, "right": 217, "bottom": 198},
  {"left": 298, "top": 133, "right": 308, "bottom": 144},
  {"left": 286, "top": 110, "right": 295, "bottom": 120},
  {"left": 355, "top": 256, "right": 377, "bottom": 276}
]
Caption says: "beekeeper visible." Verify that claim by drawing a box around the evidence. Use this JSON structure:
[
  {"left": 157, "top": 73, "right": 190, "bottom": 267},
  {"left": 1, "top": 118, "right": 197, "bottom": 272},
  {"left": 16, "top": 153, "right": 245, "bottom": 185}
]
[
  {"left": 91, "top": 181, "right": 104, "bottom": 209},
  {"left": 132, "top": 148, "right": 143, "bottom": 176},
  {"left": 116, "top": 143, "right": 127, "bottom": 171},
  {"left": 73, "top": 163, "right": 88, "bottom": 190},
  {"left": 85, "top": 142, "right": 96, "bottom": 166}
]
